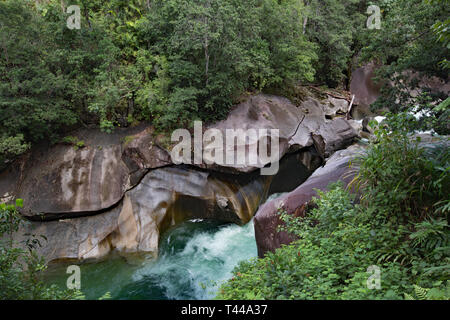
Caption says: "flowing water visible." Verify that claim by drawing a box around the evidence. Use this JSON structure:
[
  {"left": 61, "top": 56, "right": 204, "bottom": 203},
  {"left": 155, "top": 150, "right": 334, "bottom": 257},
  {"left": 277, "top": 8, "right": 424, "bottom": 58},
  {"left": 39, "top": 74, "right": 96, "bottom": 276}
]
[
  {"left": 44, "top": 192, "right": 292, "bottom": 300},
  {"left": 45, "top": 219, "right": 257, "bottom": 300}
]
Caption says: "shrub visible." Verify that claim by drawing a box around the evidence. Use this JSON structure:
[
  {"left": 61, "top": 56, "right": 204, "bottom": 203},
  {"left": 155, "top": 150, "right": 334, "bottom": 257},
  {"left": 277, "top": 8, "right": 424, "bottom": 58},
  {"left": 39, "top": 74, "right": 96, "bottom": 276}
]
[
  {"left": 0, "top": 200, "right": 78, "bottom": 300},
  {"left": 61, "top": 136, "right": 86, "bottom": 150},
  {"left": 217, "top": 185, "right": 413, "bottom": 300},
  {"left": 352, "top": 122, "right": 449, "bottom": 223}
]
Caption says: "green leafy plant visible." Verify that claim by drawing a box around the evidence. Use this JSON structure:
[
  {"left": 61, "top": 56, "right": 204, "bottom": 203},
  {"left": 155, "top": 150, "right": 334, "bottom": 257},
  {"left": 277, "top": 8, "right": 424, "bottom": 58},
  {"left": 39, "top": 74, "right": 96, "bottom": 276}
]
[
  {"left": 62, "top": 136, "right": 86, "bottom": 150},
  {"left": 410, "top": 219, "right": 448, "bottom": 250},
  {"left": 218, "top": 113, "right": 449, "bottom": 300},
  {"left": 404, "top": 283, "right": 449, "bottom": 300},
  {"left": 0, "top": 200, "right": 78, "bottom": 300}
]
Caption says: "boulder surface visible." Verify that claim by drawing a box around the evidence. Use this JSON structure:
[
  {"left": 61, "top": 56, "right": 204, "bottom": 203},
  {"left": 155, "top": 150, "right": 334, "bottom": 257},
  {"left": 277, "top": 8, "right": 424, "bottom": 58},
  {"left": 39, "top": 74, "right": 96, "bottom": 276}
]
[{"left": 254, "top": 143, "right": 365, "bottom": 257}]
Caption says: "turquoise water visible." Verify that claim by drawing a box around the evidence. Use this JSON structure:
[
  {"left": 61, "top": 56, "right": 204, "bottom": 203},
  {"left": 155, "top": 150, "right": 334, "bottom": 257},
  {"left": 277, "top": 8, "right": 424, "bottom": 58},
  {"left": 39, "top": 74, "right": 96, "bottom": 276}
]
[{"left": 45, "top": 219, "right": 257, "bottom": 300}]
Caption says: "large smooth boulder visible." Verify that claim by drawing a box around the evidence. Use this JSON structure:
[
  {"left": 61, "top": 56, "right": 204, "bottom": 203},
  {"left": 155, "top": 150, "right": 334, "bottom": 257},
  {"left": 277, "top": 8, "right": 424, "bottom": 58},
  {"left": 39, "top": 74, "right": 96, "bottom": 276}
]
[
  {"left": 14, "top": 166, "right": 272, "bottom": 262},
  {"left": 350, "top": 63, "right": 383, "bottom": 119},
  {"left": 200, "top": 94, "right": 357, "bottom": 173},
  {"left": 0, "top": 125, "right": 172, "bottom": 219},
  {"left": 22, "top": 145, "right": 129, "bottom": 218},
  {"left": 253, "top": 143, "right": 365, "bottom": 257}
]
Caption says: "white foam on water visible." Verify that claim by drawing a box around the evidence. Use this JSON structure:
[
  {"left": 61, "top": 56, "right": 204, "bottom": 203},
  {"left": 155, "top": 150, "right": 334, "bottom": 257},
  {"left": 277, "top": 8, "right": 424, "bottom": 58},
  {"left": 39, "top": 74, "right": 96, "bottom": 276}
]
[{"left": 132, "top": 220, "right": 257, "bottom": 300}]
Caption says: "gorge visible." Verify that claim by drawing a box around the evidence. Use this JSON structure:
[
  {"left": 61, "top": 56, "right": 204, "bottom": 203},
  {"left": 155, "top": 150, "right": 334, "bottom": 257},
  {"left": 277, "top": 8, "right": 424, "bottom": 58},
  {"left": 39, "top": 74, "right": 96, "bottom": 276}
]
[
  {"left": 0, "top": 83, "right": 367, "bottom": 298},
  {"left": 1, "top": 0, "right": 448, "bottom": 302},
  {"left": 1, "top": 86, "right": 361, "bottom": 264}
]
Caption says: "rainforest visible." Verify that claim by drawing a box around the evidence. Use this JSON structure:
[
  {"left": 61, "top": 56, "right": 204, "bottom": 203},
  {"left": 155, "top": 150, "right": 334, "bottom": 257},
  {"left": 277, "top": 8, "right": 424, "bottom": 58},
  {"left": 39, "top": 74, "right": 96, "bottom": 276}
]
[{"left": 0, "top": 0, "right": 448, "bottom": 302}]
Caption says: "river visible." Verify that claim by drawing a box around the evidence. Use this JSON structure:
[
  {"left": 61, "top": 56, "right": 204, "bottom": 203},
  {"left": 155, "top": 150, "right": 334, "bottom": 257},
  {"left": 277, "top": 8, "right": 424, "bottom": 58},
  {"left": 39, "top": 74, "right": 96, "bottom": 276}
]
[{"left": 44, "top": 219, "right": 257, "bottom": 300}]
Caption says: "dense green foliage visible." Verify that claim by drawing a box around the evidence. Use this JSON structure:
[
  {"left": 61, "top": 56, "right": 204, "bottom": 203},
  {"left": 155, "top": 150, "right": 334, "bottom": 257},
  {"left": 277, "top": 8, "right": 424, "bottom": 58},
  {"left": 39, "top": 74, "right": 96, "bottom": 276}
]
[
  {"left": 137, "top": 0, "right": 317, "bottom": 129},
  {"left": 0, "top": 0, "right": 118, "bottom": 163},
  {"left": 217, "top": 116, "right": 449, "bottom": 300},
  {"left": 426, "top": 0, "right": 450, "bottom": 69},
  {"left": 0, "top": 0, "right": 448, "bottom": 300}
]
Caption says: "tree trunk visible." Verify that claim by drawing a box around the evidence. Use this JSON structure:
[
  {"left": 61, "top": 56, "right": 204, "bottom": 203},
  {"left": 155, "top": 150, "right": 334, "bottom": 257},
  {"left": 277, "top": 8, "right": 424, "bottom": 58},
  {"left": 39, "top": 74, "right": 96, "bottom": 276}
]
[
  {"left": 303, "top": 16, "right": 308, "bottom": 34},
  {"left": 204, "top": 38, "right": 209, "bottom": 87},
  {"left": 203, "top": 14, "right": 210, "bottom": 87},
  {"left": 303, "top": 0, "right": 310, "bottom": 34}
]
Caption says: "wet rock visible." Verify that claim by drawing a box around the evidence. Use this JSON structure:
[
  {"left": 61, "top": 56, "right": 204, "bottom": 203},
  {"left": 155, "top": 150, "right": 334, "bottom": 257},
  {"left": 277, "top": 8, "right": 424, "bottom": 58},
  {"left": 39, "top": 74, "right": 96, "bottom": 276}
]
[
  {"left": 350, "top": 62, "right": 383, "bottom": 119},
  {"left": 253, "top": 143, "right": 366, "bottom": 257}
]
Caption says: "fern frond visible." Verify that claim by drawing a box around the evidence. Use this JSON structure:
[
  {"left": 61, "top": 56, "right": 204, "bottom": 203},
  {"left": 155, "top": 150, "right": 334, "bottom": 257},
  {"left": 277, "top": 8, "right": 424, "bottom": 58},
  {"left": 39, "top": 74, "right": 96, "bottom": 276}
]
[
  {"left": 414, "top": 285, "right": 429, "bottom": 300},
  {"left": 404, "top": 293, "right": 415, "bottom": 300}
]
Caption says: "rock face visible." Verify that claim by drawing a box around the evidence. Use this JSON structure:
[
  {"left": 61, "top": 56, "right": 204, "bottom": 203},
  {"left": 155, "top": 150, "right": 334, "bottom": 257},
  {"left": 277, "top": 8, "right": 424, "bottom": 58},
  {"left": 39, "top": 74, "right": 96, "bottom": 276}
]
[
  {"left": 25, "top": 145, "right": 129, "bottom": 218},
  {"left": 201, "top": 94, "right": 357, "bottom": 172},
  {"left": 0, "top": 124, "right": 172, "bottom": 219},
  {"left": 350, "top": 63, "right": 382, "bottom": 119},
  {"left": 15, "top": 150, "right": 323, "bottom": 263},
  {"left": 13, "top": 202, "right": 124, "bottom": 263},
  {"left": 1, "top": 91, "right": 359, "bottom": 263},
  {"left": 15, "top": 167, "right": 274, "bottom": 262},
  {"left": 253, "top": 143, "right": 365, "bottom": 258}
]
